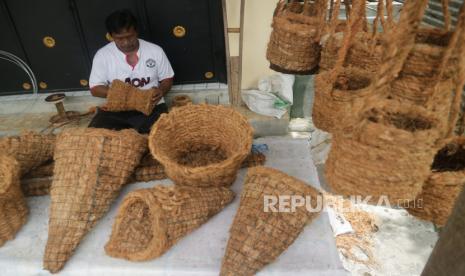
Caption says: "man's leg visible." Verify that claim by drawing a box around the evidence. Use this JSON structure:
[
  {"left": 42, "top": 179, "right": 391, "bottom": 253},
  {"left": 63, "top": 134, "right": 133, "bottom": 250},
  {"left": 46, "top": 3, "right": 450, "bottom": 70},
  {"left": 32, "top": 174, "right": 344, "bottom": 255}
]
[
  {"left": 129, "top": 103, "right": 169, "bottom": 134},
  {"left": 88, "top": 108, "right": 133, "bottom": 131}
]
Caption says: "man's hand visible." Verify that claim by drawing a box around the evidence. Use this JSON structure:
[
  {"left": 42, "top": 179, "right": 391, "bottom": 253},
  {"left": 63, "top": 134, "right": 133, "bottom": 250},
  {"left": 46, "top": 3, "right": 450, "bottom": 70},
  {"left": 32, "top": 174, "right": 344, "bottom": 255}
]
[{"left": 151, "top": 88, "right": 164, "bottom": 105}]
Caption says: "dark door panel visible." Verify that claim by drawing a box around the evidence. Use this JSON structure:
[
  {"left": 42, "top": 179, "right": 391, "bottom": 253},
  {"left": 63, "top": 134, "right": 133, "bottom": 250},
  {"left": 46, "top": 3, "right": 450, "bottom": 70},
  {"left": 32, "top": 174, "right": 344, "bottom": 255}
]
[
  {"left": 0, "top": 0, "right": 32, "bottom": 95},
  {"left": 4, "top": 0, "right": 90, "bottom": 92},
  {"left": 144, "top": 0, "right": 226, "bottom": 84}
]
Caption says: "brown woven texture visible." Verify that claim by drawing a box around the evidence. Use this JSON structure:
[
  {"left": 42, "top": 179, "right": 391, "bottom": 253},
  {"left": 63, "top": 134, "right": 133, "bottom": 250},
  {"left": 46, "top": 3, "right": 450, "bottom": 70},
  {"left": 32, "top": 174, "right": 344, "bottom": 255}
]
[
  {"left": 313, "top": 66, "right": 374, "bottom": 133},
  {"left": 149, "top": 104, "right": 253, "bottom": 187},
  {"left": 171, "top": 95, "right": 192, "bottom": 108},
  {"left": 106, "top": 79, "right": 156, "bottom": 116},
  {"left": 0, "top": 131, "right": 56, "bottom": 175},
  {"left": 220, "top": 166, "right": 321, "bottom": 276},
  {"left": 21, "top": 177, "right": 53, "bottom": 197},
  {"left": 266, "top": 0, "right": 327, "bottom": 74},
  {"left": 325, "top": 99, "right": 442, "bottom": 203},
  {"left": 43, "top": 128, "right": 147, "bottom": 273},
  {"left": 0, "top": 155, "right": 28, "bottom": 247},
  {"left": 408, "top": 137, "right": 465, "bottom": 226},
  {"left": 23, "top": 160, "right": 54, "bottom": 178},
  {"left": 320, "top": 0, "right": 384, "bottom": 72},
  {"left": 105, "top": 185, "right": 234, "bottom": 261},
  {"left": 240, "top": 152, "right": 266, "bottom": 168},
  {"left": 313, "top": 0, "right": 376, "bottom": 133}
]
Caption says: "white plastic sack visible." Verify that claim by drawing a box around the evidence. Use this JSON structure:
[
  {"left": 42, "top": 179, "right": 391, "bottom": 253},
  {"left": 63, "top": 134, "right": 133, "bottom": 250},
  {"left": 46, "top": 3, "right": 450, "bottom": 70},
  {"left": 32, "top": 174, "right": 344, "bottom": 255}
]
[
  {"left": 310, "top": 129, "right": 332, "bottom": 165},
  {"left": 258, "top": 73, "right": 295, "bottom": 104},
  {"left": 242, "top": 90, "right": 287, "bottom": 119}
]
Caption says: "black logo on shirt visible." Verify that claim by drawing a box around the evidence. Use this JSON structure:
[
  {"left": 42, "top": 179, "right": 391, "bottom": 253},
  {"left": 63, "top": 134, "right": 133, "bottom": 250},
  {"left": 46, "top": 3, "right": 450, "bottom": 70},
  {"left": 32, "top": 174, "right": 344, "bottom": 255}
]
[
  {"left": 125, "top": 77, "right": 150, "bottom": 87},
  {"left": 146, "top": 59, "right": 156, "bottom": 68}
]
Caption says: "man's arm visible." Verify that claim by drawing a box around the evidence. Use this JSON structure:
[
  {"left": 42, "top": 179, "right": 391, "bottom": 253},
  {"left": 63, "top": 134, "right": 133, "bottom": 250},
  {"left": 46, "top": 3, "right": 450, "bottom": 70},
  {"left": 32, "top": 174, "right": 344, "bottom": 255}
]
[
  {"left": 152, "top": 77, "right": 173, "bottom": 104},
  {"left": 90, "top": 85, "right": 109, "bottom": 98}
]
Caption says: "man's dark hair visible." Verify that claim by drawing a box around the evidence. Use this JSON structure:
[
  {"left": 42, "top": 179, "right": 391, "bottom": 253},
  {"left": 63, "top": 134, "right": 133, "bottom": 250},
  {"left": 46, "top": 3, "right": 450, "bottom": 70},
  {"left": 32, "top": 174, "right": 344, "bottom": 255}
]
[{"left": 105, "top": 9, "right": 138, "bottom": 35}]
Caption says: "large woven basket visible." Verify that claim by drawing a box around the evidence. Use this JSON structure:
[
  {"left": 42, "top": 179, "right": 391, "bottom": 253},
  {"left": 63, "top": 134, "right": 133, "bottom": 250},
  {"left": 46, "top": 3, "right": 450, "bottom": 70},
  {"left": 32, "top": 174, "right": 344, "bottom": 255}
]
[
  {"left": 220, "top": 167, "right": 321, "bottom": 276},
  {"left": 408, "top": 137, "right": 465, "bottom": 226},
  {"left": 43, "top": 128, "right": 147, "bottom": 273},
  {"left": 0, "top": 155, "right": 28, "bottom": 247},
  {"left": 105, "top": 185, "right": 234, "bottom": 261},
  {"left": 326, "top": 100, "right": 442, "bottom": 204},
  {"left": 266, "top": 0, "right": 327, "bottom": 74},
  {"left": 0, "top": 131, "right": 55, "bottom": 175},
  {"left": 149, "top": 104, "right": 253, "bottom": 187}
]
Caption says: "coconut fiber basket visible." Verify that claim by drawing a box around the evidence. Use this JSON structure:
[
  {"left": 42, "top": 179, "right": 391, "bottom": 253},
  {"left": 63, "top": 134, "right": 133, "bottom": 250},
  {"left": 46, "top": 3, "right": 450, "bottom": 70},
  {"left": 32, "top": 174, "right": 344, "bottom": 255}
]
[
  {"left": 408, "top": 137, "right": 465, "bottom": 226},
  {"left": 106, "top": 79, "right": 157, "bottom": 116},
  {"left": 266, "top": 0, "right": 327, "bottom": 74},
  {"left": 149, "top": 104, "right": 253, "bottom": 187},
  {"left": 43, "top": 128, "right": 147, "bottom": 273},
  {"left": 325, "top": 99, "right": 443, "bottom": 204},
  {"left": 105, "top": 185, "right": 234, "bottom": 261},
  {"left": 0, "top": 131, "right": 56, "bottom": 176},
  {"left": 220, "top": 167, "right": 321, "bottom": 276},
  {"left": 0, "top": 155, "right": 28, "bottom": 247}
]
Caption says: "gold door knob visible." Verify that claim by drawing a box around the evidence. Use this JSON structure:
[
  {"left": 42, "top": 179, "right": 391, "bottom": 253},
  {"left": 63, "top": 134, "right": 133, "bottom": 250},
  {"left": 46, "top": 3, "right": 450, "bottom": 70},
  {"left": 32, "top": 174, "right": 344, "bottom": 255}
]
[
  {"left": 80, "top": 79, "right": 88, "bottom": 86},
  {"left": 43, "top": 36, "right": 56, "bottom": 48},
  {"left": 105, "top": 32, "right": 113, "bottom": 42},
  {"left": 173, "top": 26, "right": 186, "bottom": 38},
  {"left": 22, "top": 83, "right": 31, "bottom": 90},
  {"left": 204, "top": 72, "right": 214, "bottom": 79},
  {"left": 39, "top": 81, "right": 48, "bottom": 89}
]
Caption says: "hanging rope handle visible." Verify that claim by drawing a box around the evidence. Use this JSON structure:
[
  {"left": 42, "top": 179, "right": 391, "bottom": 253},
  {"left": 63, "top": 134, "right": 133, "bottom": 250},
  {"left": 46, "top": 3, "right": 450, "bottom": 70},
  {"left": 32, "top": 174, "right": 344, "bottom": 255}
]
[
  {"left": 373, "top": 0, "right": 429, "bottom": 90},
  {"left": 326, "top": 0, "right": 342, "bottom": 40},
  {"left": 444, "top": 3, "right": 465, "bottom": 137},
  {"left": 442, "top": 0, "right": 451, "bottom": 31},
  {"left": 273, "top": 0, "right": 287, "bottom": 17},
  {"left": 329, "top": 0, "right": 366, "bottom": 84}
]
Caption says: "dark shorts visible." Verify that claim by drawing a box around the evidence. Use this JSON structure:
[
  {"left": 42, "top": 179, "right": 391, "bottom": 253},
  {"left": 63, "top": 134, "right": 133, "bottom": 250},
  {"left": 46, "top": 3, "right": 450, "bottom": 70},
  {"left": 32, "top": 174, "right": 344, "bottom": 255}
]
[{"left": 88, "top": 103, "right": 168, "bottom": 134}]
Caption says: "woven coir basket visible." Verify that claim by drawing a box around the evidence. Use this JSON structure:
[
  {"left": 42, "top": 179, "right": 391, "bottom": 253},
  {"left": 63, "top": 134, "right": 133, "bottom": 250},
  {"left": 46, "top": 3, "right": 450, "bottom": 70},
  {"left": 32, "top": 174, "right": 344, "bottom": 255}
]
[
  {"left": 149, "top": 104, "right": 253, "bottom": 187},
  {"left": 105, "top": 185, "right": 234, "bottom": 261},
  {"left": 0, "top": 155, "right": 28, "bottom": 247},
  {"left": 266, "top": 0, "right": 327, "bottom": 74},
  {"left": 43, "top": 128, "right": 147, "bottom": 273},
  {"left": 408, "top": 137, "right": 465, "bottom": 226},
  {"left": 325, "top": 100, "right": 442, "bottom": 204},
  {"left": 220, "top": 167, "right": 321, "bottom": 276},
  {"left": 106, "top": 79, "right": 157, "bottom": 116},
  {"left": 171, "top": 95, "right": 192, "bottom": 108},
  {"left": 21, "top": 177, "right": 52, "bottom": 197},
  {"left": 0, "top": 131, "right": 56, "bottom": 175},
  {"left": 313, "top": 66, "right": 374, "bottom": 133}
]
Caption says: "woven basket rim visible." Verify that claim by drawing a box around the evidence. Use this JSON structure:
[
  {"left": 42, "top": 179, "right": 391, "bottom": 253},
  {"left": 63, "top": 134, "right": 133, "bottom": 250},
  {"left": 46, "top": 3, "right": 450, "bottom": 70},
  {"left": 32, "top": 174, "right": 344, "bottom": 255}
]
[
  {"left": 149, "top": 104, "right": 254, "bottom": 173},
  {"left": 105, "top": 188, "right": 168, "bottom": 261},
  {"left": 317, "top": 68, "right": 374, "bottom": 101}
]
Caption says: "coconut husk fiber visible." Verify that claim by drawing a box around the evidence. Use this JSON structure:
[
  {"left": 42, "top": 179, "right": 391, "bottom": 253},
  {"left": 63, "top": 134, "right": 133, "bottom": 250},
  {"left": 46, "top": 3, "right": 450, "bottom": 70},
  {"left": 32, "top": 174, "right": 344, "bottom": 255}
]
[
  {"left": 105, "top": 185, "right": 234, "bottom": 261},
  {"left": 0, "top": 155, "right": 28, "bottom": 247},
  {"left": 106, "top": 79, "right": 157, "bottom": 116},
  {"left": 23, "top": 160, "right": 54, "bottom": 178},
  {"left": 43, "top": 128, "right": 147, "bottom": 273},
  {"left": 149, "top": 104, "right": 253, "bottom": 187},
  {"left": 325, "top": 99, "right": 442, "bottom": 204},
  {"left": 21, "top": 177, "right": 53, "bottom": 197},
  {"left": 408, "top": 137, "right": 465, "bottom": 226},
  {"left": 0, "top": 131, "right": 56, "bottom": 175},
  {"left": 220, "top": 167, "right": 321, "bottom": 276},
  {"left": 266, "top": 0, "right": 327, "bottom": 74},
  {"left": 171, "top": 95, "right": 192, "bottom": 108},
  {"left": 312, "top": 66, "right": 374, "bottom": 133}
]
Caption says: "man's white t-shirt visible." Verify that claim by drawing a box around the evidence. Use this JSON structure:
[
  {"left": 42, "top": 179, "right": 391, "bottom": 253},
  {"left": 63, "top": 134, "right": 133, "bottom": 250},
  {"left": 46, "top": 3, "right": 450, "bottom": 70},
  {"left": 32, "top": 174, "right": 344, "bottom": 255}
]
[{"left": 89, "top": 39, "right": 174, "bottom": 104}]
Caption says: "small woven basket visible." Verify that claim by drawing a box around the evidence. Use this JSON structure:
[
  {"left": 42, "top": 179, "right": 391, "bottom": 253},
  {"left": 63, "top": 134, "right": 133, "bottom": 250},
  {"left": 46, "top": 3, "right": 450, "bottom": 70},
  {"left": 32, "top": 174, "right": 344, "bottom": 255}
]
[
  {"left": 0, "top": 155, "right": 28, "bottom": 247},
  {"left": 266, "top": 0, "right": 327, "bottom": 74},
  {"left": 105, "top": 185, "right": 234, "bottom": 261},
  {"left": 220, "top": 166, "right": 321, "bottom": 276},
  {"left": 106, "top": 80, "right": 157, "bottom": 116},
  {"left": 149, "top": 104, "right": 253, "bottom": 187},
  {"left": 171, "top": 95, "right": 192, "bottom": 108},
  {"left": 408, "top": 137, "right": 465, "bottom": 226},
  {"left": 43, "top": 128, "right": 147, "bottom": 273}
]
